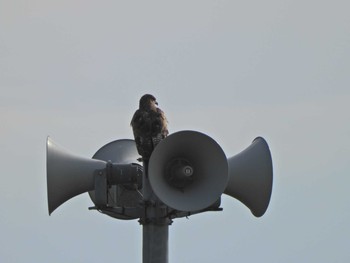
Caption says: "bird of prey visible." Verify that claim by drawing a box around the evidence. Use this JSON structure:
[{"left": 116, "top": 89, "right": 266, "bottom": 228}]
[{"left": 131, "top": 94, "right": 168, "bottom": 161}]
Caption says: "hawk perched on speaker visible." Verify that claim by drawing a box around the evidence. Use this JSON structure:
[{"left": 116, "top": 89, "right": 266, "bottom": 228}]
[{"left": 131, "top": 94, "right": 168, "bottom": 161}]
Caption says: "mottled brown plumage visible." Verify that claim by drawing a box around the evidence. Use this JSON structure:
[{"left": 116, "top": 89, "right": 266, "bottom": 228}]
[{"left": 131, "top": 94, "right": 168, "bottom": 161}]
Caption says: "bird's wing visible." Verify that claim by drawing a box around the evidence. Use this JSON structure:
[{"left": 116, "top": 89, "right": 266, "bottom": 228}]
[
  {"left": 131, "top": 109, "right": 153, "bottom": 158},
  {"left": 131, "top": 110, "right": 151, "bottom": 136}
]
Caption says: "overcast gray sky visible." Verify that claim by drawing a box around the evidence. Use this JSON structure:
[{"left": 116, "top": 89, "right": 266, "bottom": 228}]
[{"left": 1, "top": 1, "right": 349, "bottom": 262}]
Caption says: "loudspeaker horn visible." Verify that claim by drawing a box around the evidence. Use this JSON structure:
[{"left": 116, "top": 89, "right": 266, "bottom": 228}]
[
  {"left": 148, "top": 130, "right": 228, "bottom": 212},
  {"left": 88, "top": 139, "right": 143, "bottom": 220},
  {"left": 224, "top": 137, "right": 273, "bottom": 217},
  {"left": 46, "top": 137, "right": 107, "bottom": 215}
]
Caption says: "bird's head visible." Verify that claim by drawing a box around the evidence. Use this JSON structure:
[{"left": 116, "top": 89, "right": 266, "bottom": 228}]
[{"left": 139, "top": 94, "right": 158, "bottom": 111}]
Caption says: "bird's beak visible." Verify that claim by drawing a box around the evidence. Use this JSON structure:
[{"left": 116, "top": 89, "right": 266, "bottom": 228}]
[{"left": 155, "top": 101, "right": 159, "bottom": 106}]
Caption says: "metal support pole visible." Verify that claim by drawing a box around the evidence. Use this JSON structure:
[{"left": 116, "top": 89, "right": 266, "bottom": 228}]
[
  {"left": 143, "top": 223, "right": 169, "bottom": 263},
  {"left": 141, "top": 161, "right": 171, "bottom": 263}
]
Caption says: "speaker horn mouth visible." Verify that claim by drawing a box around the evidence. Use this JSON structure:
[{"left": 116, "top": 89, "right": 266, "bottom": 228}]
[
  {"left": 149, "top": 130, "right": 228, "bottom": 212},
  {"left": 165, "top": 158, "right": 194, "bottom": 190}
]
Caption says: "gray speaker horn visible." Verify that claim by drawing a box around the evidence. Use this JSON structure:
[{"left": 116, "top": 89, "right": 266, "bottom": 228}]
[
  {"left": 46, "top": 137, "right": 107, "bottom": 215},
  {"left": 224, "top": 137, "right": 273, "bottom": 217},
  {"left": 148, "top": 130, "right": 228, "bottom": 212},
  {"left": 88, "top": 139, "right": 143, "bottom": 220}
]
